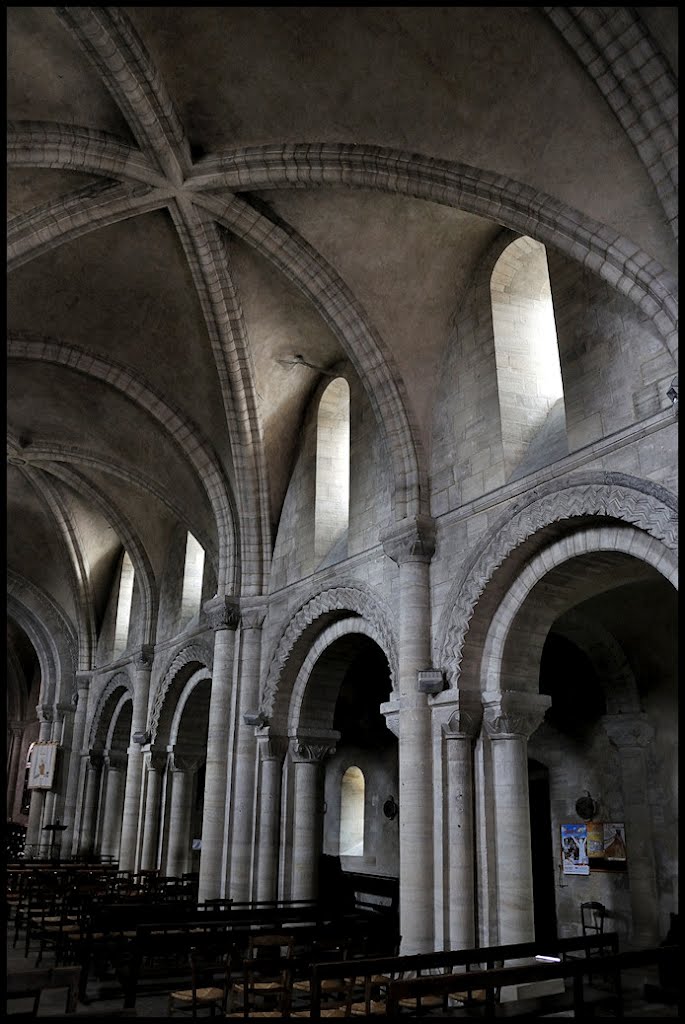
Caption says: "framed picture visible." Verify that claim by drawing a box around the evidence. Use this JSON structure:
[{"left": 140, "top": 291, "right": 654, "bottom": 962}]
[
  {"left": 560, "top": 822, "right": 590, "bottom": 875},
  {"left": 27, "top": 742, "right": 59, "bottom": 790}
]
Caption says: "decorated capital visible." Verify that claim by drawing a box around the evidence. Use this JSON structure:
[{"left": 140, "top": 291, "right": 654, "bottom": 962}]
[
  {"left": 203, "top": 594, "right": 241, "bottom": 631},
  {"left": 482, "top": 690, "right": 550, "bottom": 741},
  {"left": 381, "top": 514, "right": 436, "bottom": 565}
]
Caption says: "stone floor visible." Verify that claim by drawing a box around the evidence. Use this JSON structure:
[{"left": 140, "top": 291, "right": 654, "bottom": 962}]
[{"left": 6, "top": 923, "right": 680, "bottom": 1017}]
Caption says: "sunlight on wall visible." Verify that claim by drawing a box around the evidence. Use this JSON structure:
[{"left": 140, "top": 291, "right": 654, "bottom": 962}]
[
  {"left": 491, "top": 237, "right": 565, "bottom": 477},
  {"left": 180, "top": 532, "right": 206, "bottom": 628},
  {"left": 113, "top": 551, "right": 134, "bottom": 657},
  {"left": 340, "top": 765, "right": 365, "bottom": 857},
  {"left": 315, "top": 378, "right": 350, "bottom": 562}
]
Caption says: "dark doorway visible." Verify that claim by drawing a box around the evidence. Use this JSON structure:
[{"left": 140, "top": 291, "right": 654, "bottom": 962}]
[{"left": 528, "top": 759, "right": 557, "bottom": 944}]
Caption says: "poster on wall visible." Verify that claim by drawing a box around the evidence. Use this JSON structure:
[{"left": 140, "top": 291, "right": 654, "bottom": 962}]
[
  {"left": 561, "top": 822, "right": 590, "bottom": 875},
  {"left": 603, "top": 822, "right": 627, "bottom": 861},
  {"left": 27, "top": 742, "right": 59, "bottom": 790},
  {"left": 586, "top": 821, "right": 605, "bottom": 858}
]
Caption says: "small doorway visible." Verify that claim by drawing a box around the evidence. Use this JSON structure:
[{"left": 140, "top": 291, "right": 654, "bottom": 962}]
[{"left": 528, "top": 759, "right": 557, "bottom": 943}]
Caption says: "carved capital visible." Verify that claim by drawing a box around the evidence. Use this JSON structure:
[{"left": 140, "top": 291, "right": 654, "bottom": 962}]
[
  {"left": 381, "top": 514, "right": 436, "bottom": 565},
  {"left": 380, "top": 698, "right": 400, "bottom": 738},
  {"left": 56, "top": 701, "right": 74, "bottom": 717},
  {"left": 442, "top": 707, "right": 480, "bottom": 740},
  {"left": 169, "top": 751, "right": 203, "bottom": 773},
  {"left": 240, "top": 598, "right": 268, "bottom": 631},
  {"left": 145, "top": 747, "right": 169, "bottom": 772},
  {"left": 256, "top": 728, "right": 289, "bottom": 763},
  {"left": 204, "top": 595, "right": 241, "bottom": 631},
  {"left": 602, "top": 713, "right": 654, "bottom": 750},
  {"left": 482, "top": 690, "right": 550, "bottom": 741},
  {"left": 290, "top": 731, "right": 339, "bottom": 764},
  {"left": 86, "top": 751, "right": 104, "bottom": 771},
  {"left": 75, "top": 671, "right": 92, "bottom": 692},
  {"left": 134, "top": 644, "right": 155, "bottom": 669},
  {"left": 36, "top": 705, "right": 54, "bottom": 725},
  {"left": 104, "top": 752, "right": 128, "bottom": 771}
]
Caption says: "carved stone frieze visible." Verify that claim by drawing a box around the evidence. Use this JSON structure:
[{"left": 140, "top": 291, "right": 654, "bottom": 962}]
[
  {"left": 261, "top": 583, "right": 398, "bottom": 722},
  {"left": 203, "top": 595, "right": 241, "bottom": 632},
  {"left": 149, "top": 642, "right": 213, "bottom": 742},
  {"left": 439, "top": 478, "right": 678, "bottom": 687},
  {"left": 381, "top": 514, "right": 436, "bottom": 565}
]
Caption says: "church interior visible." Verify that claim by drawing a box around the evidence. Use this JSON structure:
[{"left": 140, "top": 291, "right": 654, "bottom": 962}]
[{"left": 6, "top": 5, "right": 678, "bottom": 1017}]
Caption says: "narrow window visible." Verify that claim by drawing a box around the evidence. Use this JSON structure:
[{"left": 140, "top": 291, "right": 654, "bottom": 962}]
[
  {"left": 339, "top": 765, "right": 365, "bottom": 857},
  {"left": 491, "top": 237, "right": 566, "bottom": 479},
  {"left": 180, "top": 532, "right": 205, "bottom": 628},
  {"left": 315, "top": 378, "right": 350, "bottom": 562},
  {"left": 113, "top": 551, "right": 134, "bottom": 657}
]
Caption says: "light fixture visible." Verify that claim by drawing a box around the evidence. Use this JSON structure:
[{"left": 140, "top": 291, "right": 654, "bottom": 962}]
[
  {"left": 132, "top": 731, "right": 150, "bottom": 745},
  {"left": 667, "top": 376, "right": 678, "bottom": 405},
  {"left": 575, "top": 791, "right": 598, "bottom": 821}
]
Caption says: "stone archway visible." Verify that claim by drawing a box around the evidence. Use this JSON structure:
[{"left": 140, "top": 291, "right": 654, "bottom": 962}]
[{"left": 475, "top": 523, "right": 677, "bottom": 948}]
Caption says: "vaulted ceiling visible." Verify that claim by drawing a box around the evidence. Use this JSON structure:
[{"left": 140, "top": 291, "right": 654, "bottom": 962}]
[{"left": 7, "top": 7, "right": 678, "bottom": 685}]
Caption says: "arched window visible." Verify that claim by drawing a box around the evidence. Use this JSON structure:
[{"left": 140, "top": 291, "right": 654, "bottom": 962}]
[
  {"left": 180, "top": 532, "right": 205, "bottom": 628},
  {"left": 113, "top": 551, "right": 134, "bottom": 657},
  {"left": 491, "top": 237, "right": 567, "bottom": 480},
  {"left": 339, "top": 765, "right": 365, "bottom": 857},
  {"left": 315, "top": 378, "right": 350, "bottom": 563}
]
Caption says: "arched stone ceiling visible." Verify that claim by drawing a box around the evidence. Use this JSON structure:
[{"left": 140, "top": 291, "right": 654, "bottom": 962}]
[{"left": 6, "top": 5, "right": 678, "bottom": 677}]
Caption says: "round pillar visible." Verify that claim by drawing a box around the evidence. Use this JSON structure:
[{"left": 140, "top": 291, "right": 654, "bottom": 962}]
[
  {"left": 482, "top": 690, "right": 550, "bottom": 945},
  {"left": 118, "top": 646, "right": 154, "bottom": 872},
  {"left": 255, "top": 731, "right": 288, "bottom": 901},
  {"left": 63, "top": 673, "right": 91, "bottom": 857},
  {"left": 78, "top": 753, "right": 104, "bottom": 858},
  {"left": 289, "top": 735, "right": 337, "bottom": 901},
  {"left": 381, "top": 514, "right": 436, "bottom": 954},
  {"left": 165, "top": 755, "right": 198, "bottom": 877},
  {"left": 139, "top": 749, "right": 166, "bottom": 871},
  {"left": 198, "top": 596, "right": 240, "bottom": 902},
  {"left": 99, "top": 754, "right": 127, "bottom": 863},
  {"left": 441, "top": 705, "right": 479, "bottom": 949},
  {"left": 227, "top": 599, "right": 267, "bottom": 900}
]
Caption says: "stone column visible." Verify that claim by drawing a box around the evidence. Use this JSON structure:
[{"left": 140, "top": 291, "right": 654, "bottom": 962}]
[
  {"left": 198, "top": 596, "right": 240, "bottom": 902},
  {"left": 78, "top": 753, "right": 104, "bottom": 858},
  {"left": 64, "top": 672, "right": 91, "bottom": 857},
  {"left": 380, "top": 514, "right": 436, "bottom": 955},
  {"left": 27, "top": 706, "right": 54, "bottom": 856},
  {"left": 227, "top": 599, "right": 267, "bottom": 901},
  {"left": 255, "top": 729, "right": 289, "bottom": 901},
  {"left": 441, "top": 703, "right": 480, "bottom": 950},
  {"left": 45, "top": 701, "right": 72, "bottom": 834},
  {"left": 482, "top": 690, "right": 550, "bottom": 945},
  {"left": 139, "top": 748, "right": 167, "bottom": 871},
  {"left": 6, "top": 723, "right": 24, "bottom": 819},
  {"left": 165, "top": 754, "right": 199, "bottom": 877},
  {"left": 289, "top": 733, "right": 338, "bottom": 901},
  {"left": 99, "top": 753, "right": 127, "bottom": 863},
  {"left": 118, "top": 646, "right": 154, "bottom": 872},
  {"left": 602, "top": 713, "right": 659, "bottom": 947}
]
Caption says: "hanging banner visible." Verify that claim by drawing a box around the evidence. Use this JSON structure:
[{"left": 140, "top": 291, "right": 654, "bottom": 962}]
[
  {"left": 561, "top": 822, "right": 590, "bottom": 875},
  {"left": 27, "top": 741, "right": 59, "bottom": 790}
]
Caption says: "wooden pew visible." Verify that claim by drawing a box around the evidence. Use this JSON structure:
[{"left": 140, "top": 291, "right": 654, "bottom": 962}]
[
  {"left": 306, "top": 932, "right": 620, "bottom": 1016},
  {"left": 6, "top": 964, "right": 81, "bottom": 1017},
  {"left": 383, "top": 945, "right": 677, "bottom": 1017}
]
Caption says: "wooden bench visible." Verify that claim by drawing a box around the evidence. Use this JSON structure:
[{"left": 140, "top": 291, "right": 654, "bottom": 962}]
[
  {"left": 306, "top": 932, "right": 620, "bottom": 1016},
  {"left": 7, "top": 964, "right": 81, "bottom": 1017},
  {"left": 383, "top": 945, "right": 677, "bottom": 1017}
]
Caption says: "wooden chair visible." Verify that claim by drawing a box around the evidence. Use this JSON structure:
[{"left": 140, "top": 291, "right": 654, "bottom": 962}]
[
  {"left": 168, "top": 945, "right": 234, "bottom": 1018},
  {"left": 7, "top": 964, "right": 81, "bottom": 1017},
  {"left": 227, "top": 934, "right": 296, "bottom": 1017}
]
